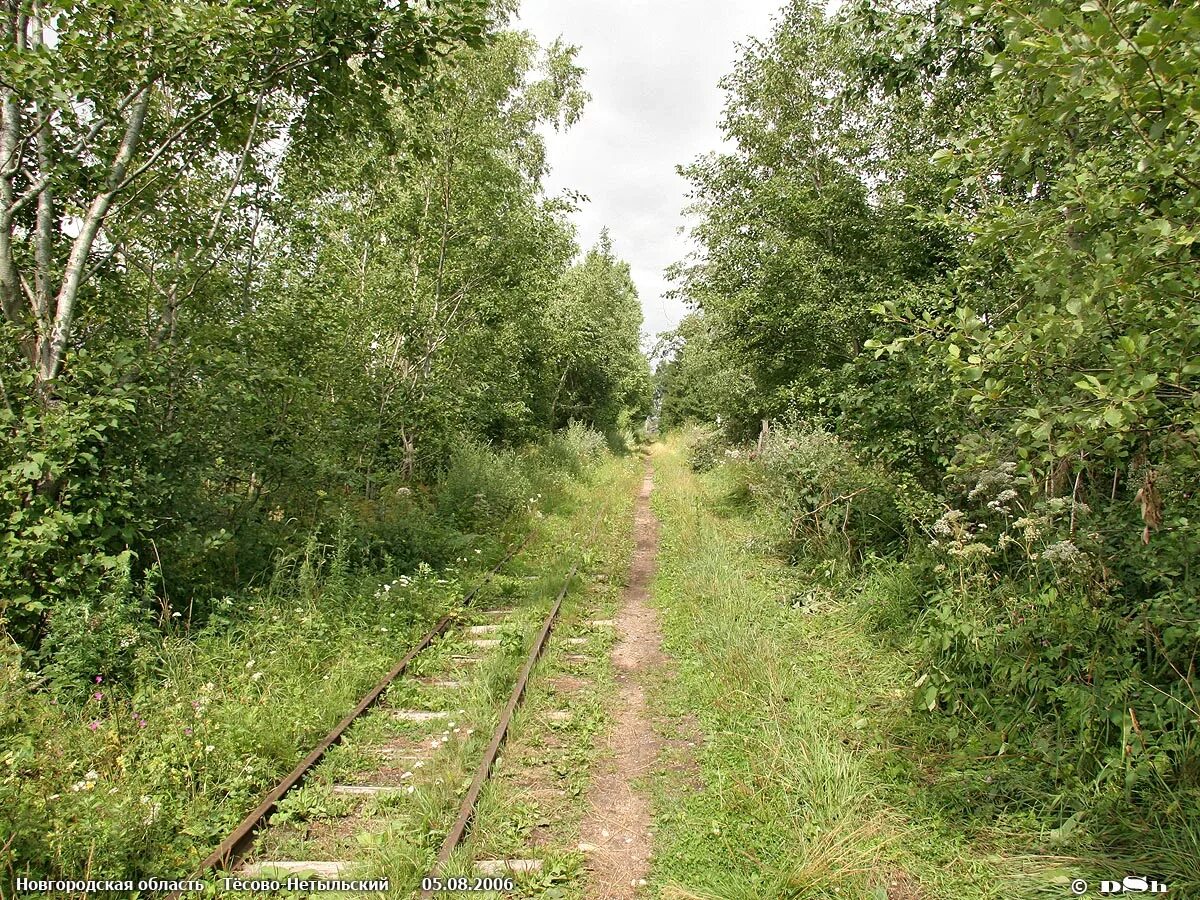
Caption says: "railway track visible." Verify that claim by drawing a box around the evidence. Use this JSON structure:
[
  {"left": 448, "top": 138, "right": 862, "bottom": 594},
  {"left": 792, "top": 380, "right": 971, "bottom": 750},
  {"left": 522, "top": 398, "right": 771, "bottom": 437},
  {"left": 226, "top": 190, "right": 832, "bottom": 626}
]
[{"left": 174, "top": 508, "right": 610, "bottom": 898}]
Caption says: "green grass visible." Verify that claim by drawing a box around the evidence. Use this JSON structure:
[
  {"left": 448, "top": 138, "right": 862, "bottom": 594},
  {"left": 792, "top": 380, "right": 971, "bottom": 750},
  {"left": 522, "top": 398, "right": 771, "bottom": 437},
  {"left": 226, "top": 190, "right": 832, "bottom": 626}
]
[
  {"left": 212, "top": 448, "right": 640, "bottom": 900},
  {"left": 645, "top": 438, "right": 1083, "bottom": 900},
  {"left": 0, "top": 441, "right": 639, "bottom": 897}
]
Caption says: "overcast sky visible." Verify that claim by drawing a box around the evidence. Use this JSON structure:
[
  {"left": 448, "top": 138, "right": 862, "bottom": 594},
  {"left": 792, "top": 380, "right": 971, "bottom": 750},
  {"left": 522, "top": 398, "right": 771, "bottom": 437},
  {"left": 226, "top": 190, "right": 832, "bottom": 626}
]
[{"left": 514, "top": 0, "right": 782, "bottom": 347}]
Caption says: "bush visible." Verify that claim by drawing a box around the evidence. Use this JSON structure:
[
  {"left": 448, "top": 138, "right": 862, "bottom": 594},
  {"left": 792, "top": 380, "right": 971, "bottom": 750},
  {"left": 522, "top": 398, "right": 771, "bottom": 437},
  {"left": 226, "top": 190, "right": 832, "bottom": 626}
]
[
  {"left": 435, "top": 441, "right": 533, "bottom": 534},
  {"left": 41, "top": 553, "right": 156, "bottom": 700},
  {"left": 543, "top": 420, "right": 608, "bottom": 475},
  {"left": 684, "top": 427, "right": 726, "bottom": 473},
  {"left": 752, "top": 426, "right": 905, "bottom": 561}
]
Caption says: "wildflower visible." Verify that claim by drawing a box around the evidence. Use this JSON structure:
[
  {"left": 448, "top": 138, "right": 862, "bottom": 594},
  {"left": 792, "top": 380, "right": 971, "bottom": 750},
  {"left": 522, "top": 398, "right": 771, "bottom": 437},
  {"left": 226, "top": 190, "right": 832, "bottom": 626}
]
[
  {"left": 204, "top": 745, "right": 215, "bottom": 753},
  {"left": 93, "top": 691, "right": 103, "bottom": 701},
  {"left": 1041, "top": 540, "right": 1086, "bottom": 568},
  {"left": 172, "top": 611, "right": 182, "bottom": 618},
  {"left": 246, "top": 659, "right": 255, "bottom": 669},
  {"left": 138, "top": 719, "right": 147, "bottom": 728},
  {"left": 94, "top": 675, "right": 103, "bottom": 684},
  {"left": 87, "top": 721, "right": 100, "bottom": 731},
  {"left": 184, "top": 728, "right": 193, "bottom": 736}
]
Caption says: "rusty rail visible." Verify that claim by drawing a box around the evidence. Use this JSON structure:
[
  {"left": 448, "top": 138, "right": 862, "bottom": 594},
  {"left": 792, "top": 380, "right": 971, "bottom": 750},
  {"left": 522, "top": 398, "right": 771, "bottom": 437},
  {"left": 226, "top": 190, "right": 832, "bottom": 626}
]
[
  {"left": 419, "top": 563, "right": 579, "bottom": 899},
  {"left": 171, "top": 531, "right": 533, "bottom": 896}
]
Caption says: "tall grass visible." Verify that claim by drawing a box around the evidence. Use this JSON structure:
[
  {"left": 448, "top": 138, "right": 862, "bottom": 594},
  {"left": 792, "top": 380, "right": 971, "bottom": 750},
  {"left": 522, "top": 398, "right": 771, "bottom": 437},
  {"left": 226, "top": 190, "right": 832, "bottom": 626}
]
[
  {"left": 0, "top": 426, "right": 614, "bottom": 890},
  {"left": 646, "top": 437, "right": 1075, "bottom": 899}
]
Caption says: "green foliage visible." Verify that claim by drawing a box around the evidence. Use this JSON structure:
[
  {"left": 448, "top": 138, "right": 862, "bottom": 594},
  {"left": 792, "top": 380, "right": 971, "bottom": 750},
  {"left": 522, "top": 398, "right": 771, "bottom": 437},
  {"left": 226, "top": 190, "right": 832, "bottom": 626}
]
[
  {"left": 670, "top": 0, "right": 1200, "bottom": 868},
  {"left": 0, "top": 350, "right": 155, "bottom": 655},
  {"left": 683, "top": 427, "right": 726, "bottom": 474},
  {"left": 0, "top": 15, "right": 649, "bottom": 684},
  {"left": 435, "top": 441, "right": 534, "bottom": 535},
  {"left": 546, "top": 231, "right": 653, "bottom": 435},
  {"left": 542, "top": 420, "right": 609, "bottom": 475},
  {"left": 40, "top": 553, "right": 156, "bottom": 700},
  {"left": 751, "top": 426, "right": 907, "bottom": 561},
  {"left": 655, "top": 313, "right": 758, "bottom": 436}
]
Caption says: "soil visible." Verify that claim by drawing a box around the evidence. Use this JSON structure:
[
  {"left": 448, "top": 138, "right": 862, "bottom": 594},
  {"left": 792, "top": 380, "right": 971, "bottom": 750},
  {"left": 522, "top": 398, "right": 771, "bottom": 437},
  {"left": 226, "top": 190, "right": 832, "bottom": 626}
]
[{"left": 579, "top": 462, "right": 665, "bottom": 899}]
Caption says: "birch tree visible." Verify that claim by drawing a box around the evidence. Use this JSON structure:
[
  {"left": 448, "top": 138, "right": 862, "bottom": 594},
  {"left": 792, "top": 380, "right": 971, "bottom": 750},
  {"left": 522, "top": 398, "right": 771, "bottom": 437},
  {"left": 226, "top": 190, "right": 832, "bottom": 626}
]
[{"left": 0, "top": 0, "right": 486, "bottom": 399}]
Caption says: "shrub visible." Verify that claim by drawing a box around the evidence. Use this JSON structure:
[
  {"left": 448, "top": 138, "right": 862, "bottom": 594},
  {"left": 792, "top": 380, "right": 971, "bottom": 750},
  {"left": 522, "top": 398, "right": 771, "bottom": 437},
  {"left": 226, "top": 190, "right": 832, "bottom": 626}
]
[
  {"left": 752, "top": 426, "right": 905, "bottom": 561},
  {"left": 435, "top": 441, "right": 533, "bottom": 534},
  {"left": 41, "top": 553, "right": 156, "bottom": 699},
  {"left": 684, "top": 427, "right": 725, "bottom": 473},
  {"left": 543, "top": 420, "right": 608, "bottom": 474}
]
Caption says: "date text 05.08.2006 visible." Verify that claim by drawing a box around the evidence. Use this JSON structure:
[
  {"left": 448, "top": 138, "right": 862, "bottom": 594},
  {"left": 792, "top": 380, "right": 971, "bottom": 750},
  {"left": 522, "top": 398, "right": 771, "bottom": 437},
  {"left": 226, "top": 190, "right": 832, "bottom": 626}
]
[{"left": 421, "top": 875, "right": 516, "bottom": 892}]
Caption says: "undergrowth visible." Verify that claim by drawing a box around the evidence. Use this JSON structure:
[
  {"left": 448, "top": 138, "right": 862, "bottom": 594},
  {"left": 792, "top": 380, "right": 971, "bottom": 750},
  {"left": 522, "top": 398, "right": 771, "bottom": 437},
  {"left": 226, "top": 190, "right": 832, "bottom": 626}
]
[
  {"left": 681, "top": 424, "right": 1200, "bottom": 892},
  {"left": 0, "top": 428, "right": 615, "bottom": 890}
]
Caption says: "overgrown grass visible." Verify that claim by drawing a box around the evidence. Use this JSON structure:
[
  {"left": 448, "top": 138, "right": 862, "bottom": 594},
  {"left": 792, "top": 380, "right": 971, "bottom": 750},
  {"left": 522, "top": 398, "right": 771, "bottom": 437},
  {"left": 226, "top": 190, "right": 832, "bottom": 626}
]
[
  {"left": 646, "top": 437, "right": 1093, "bottom": 899},
  {"left": 0, "top": 430, "right": 620, "bottom": 893}
]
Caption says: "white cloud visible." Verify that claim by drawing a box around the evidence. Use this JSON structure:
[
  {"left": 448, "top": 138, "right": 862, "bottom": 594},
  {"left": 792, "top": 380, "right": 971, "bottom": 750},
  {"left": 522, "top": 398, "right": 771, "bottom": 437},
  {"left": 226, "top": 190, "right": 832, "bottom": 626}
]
[{"left": 516, "top": 0, "right": 780, "bottom": 344}]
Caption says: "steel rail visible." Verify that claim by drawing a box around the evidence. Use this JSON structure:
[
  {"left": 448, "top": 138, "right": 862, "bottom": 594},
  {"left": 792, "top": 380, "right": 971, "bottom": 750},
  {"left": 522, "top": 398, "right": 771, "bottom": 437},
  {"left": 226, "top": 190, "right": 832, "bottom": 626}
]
[
  {"left": 419, "top": 563, "right": 579, "bottom": 900},
  {"left": 170, "top": 530, "right": 534, "bottom": 896}
]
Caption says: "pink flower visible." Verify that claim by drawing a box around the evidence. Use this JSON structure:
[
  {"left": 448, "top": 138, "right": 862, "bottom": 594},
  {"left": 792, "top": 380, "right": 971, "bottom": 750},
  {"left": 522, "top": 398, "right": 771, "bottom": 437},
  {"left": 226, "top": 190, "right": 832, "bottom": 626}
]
[
  {"left": 93, "top": 692, "right": 103, "bottom": 701},
  {"left": 94, "top": 675, "right": 103, "bottom": 684},
  {"left": 138, "top": 720, "right": 147, "bottom": 728},
  {"left": 87, "top": 721, "right": 100, "bottom": 731},
  {"left": 184, "top": 728, "right": 193, "bottom": 736}
]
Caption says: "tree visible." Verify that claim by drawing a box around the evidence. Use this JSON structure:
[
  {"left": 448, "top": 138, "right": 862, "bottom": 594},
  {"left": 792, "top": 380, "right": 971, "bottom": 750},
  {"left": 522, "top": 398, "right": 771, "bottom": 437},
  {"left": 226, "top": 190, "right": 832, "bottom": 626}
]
[
  {"left": 1, "top": 0, "right": 487, "bottom": 399},
  {"left": 546, "top": 230, "right": 651, "bottom": 434}
]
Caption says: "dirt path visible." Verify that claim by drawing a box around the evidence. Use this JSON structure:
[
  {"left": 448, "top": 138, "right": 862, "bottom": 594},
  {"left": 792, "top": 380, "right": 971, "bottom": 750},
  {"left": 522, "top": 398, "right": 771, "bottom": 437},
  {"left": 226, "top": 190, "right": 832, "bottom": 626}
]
[{"left": 579, "top": 461, "right": 664, "bottom": 899}]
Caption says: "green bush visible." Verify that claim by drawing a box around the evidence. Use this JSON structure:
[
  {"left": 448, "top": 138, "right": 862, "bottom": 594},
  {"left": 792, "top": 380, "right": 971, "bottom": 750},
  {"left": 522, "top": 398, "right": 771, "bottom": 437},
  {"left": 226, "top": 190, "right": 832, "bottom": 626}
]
[
  {"left": 41, "top": 553, "right": 156, "bottom": 700},
  {"left": 752, "top": 426, "right": 905, "bottom": 562},
  {"left": 435, "top": 441, "right": 534, "bottom": 535},
  {"left": 542, "top": 420, "right": 608, "bottom": 475},
  {"left": 684, "top": 427, "right": 726, "bottom": 473}
]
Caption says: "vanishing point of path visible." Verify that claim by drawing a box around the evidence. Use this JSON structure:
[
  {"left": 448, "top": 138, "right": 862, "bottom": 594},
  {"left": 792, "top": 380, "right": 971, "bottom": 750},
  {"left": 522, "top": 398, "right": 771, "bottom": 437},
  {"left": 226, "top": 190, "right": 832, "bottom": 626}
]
[{"left": 580, "top": 460, "right": 665, "bottom": 898}]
